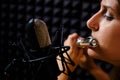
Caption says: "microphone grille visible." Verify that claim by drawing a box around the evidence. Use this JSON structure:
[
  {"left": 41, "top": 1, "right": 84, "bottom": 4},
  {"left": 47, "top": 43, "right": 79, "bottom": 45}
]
[{"left": 34, "top": 19, "right": 51, "bottom": 48}]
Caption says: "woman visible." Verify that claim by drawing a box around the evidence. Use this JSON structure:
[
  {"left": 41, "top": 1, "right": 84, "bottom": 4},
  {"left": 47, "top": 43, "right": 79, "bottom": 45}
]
[{"left": 58, "top": 0, "right": 120, "bottom": 80}]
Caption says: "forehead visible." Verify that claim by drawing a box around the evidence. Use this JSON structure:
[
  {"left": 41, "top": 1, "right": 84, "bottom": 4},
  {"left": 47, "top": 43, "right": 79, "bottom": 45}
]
[
  {"left": 101, "top": 0, "right": 120, "bottom": 14},
  {"left": 101, "top": 0, "right": 120, "bottom": 12},
  {"left": 101, "top": 0, "right": 118, "bottom": 8}
]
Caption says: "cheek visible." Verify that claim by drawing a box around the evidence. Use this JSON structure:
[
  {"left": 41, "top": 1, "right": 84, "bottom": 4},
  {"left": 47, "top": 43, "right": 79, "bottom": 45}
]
[
  {"left": 89, "top": 22, "right": 120, "bottom": 61},
  {"left": 101, "top": 25, "right": 120, "bottom": 54}
]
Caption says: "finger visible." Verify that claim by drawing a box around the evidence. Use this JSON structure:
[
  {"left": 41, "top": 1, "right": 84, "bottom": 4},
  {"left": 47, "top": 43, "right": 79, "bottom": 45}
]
[{"left": 64, "top": 33, "right": 79, "bottom": 47}]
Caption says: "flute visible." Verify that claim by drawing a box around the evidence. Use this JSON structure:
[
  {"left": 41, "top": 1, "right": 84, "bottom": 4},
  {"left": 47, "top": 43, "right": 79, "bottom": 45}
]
[{"left": 76, "top": 36, "right": 98, "bottom": 48}]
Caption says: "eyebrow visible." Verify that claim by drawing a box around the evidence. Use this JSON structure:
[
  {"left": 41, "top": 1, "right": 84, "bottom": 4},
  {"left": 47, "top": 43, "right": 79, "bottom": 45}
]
[
  {"left": 104, "top": 5, "right": 116, "bottom": 11},
  {"left": 101, "top": 2, "right": 116, "bottom": 12},
  {"left": 101, "top": 0, "right": 120, "bottom": 16}
]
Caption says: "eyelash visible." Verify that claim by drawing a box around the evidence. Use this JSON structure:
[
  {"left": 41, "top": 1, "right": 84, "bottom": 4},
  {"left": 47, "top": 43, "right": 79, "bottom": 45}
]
[{"left": 103, "top": 13, "right": 114, "bottom": 21}]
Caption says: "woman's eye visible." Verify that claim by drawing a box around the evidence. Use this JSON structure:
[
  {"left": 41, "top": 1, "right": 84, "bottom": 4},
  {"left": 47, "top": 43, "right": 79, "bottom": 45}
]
[
  {"left": 103, "top": 11, "right": 114, "bottom": 21},
  {"left": 103, "top": 14, "right": 114, "bottom": 21}
]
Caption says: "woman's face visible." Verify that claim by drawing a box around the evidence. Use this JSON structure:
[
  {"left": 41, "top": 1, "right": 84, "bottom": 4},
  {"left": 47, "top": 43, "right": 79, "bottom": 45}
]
[{"left": 87, "top": 0, "right": 120, "bottom": 66}]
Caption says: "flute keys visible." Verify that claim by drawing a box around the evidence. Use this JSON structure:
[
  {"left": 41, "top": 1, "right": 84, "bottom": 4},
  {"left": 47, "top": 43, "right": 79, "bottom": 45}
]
[
  {"left": 76, "top": 36, "right": 98, "bottom": 48},
  {"left": 89, "top": 38, "right": 98, "bottom": 48}
]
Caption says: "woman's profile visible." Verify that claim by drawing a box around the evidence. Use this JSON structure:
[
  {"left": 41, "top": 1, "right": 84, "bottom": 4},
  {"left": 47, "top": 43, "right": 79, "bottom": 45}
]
[{"left": 58, "top": 0, "right": 120, "bottom": 80}]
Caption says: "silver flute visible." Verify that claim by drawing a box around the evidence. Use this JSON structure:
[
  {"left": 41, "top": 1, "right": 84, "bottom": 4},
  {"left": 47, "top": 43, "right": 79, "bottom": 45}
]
[{"left": 76, "top": 36, "right": 98, "bottom": 48}]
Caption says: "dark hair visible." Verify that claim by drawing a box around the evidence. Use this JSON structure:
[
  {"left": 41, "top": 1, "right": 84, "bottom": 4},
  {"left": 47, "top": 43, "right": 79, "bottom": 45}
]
[
  {"left": 117, "top": 0, "right": 120, "bottom": 15},
  {"left": 118, "top": 0, "right": 120, "bottom": 4}
]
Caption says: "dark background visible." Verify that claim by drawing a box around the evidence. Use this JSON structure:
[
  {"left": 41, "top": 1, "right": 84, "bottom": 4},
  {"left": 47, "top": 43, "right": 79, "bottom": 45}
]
[{"left": 0, "top": 0, "right": 112, "bottom": 80}]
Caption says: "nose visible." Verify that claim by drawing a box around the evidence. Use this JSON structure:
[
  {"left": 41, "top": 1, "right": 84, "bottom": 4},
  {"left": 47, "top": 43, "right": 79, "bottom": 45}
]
[{"left": 87, "top": 12, "right": 100, "bottom": 31}]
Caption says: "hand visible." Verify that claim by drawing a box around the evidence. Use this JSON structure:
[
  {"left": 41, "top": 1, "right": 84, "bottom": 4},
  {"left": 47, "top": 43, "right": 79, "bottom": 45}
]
[
  {"left": 57, "top": 33, "right": 84, "bottom": 76},
  {"left": 57, "top": 33, "right": 83, "bottom": 80},
  {"left": 63, "top": 33, "right": 84, "bottom": 71},
  {"left": 62, "top": 33, "right": 97, "bottom": 72}
]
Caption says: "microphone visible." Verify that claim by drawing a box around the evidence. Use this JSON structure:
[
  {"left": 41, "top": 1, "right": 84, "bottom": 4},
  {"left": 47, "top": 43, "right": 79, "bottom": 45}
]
[
  {"left": 24, "top": 19, "right": 51, "bottom": 54},
  {"left": 25, "top": 18, "right": 60, "bottom": 80},
  {"left": 25, "top": 18, "right": 72, "bottom": 79},
  {"left": 33, "top": 19, "right": 51, "bottom": 48}
]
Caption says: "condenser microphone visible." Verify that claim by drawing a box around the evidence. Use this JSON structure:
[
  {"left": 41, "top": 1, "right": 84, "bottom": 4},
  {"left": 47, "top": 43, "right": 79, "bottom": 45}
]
[
  {"left": 33, "top": 19, "right": 51, "bottom": 48},
  {"left": 24, "top": 18, "right": 61, "bottom": 80},
  {"left": 24, "top": 18, "right": 52, "bottom": 55}
]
